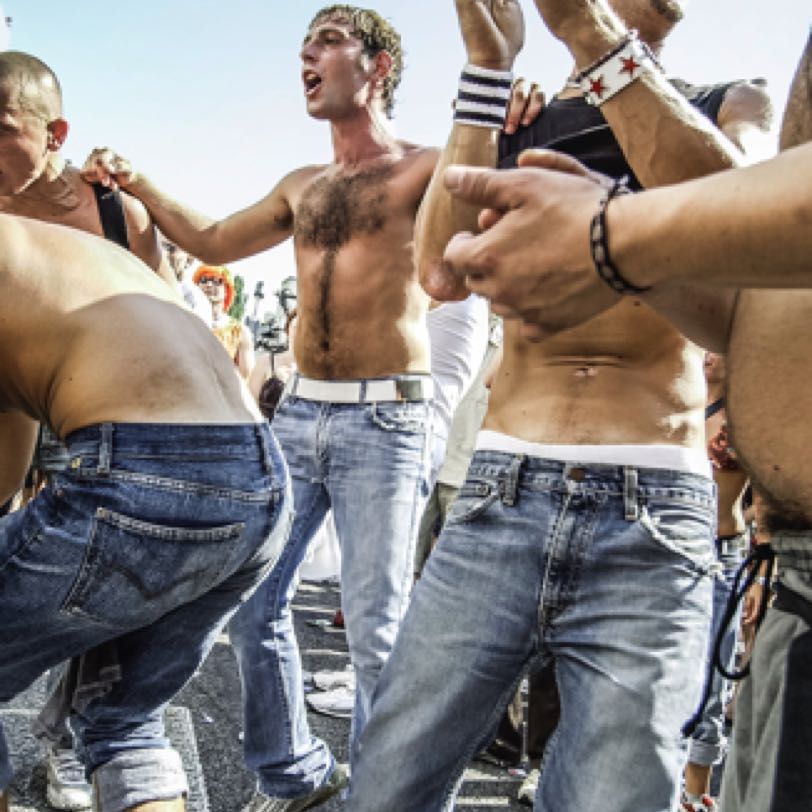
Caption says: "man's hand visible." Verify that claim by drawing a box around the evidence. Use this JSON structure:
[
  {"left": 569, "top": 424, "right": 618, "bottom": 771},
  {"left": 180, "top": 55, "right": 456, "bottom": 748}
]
[
  {"left": 455, "top": 0, "right": 525, "bottom": 71},
  {"left": 81, "top": 147, "right": 138, "bottom": 191},
  {"left": 504, "top": 77, "right": 545, "bottom": 134},
  {"left": 441, "top": 149, "right": 622, "bottom": 338},
  {"left": 531, "top": 0, "right": 618, "bottom": 46}
]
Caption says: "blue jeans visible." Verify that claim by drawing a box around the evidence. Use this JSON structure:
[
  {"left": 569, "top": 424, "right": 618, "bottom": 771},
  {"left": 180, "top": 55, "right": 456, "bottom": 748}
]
[
  {"left": 0, "top": 422, "right": 290, "bottom": 810},
  {"left": 347, "top": 452, "right": 716, "bottom": 812},
  {"left": 229, "top": 393, "right": 431, "bottom": 798},
  {"left": 720, "top": 533, "right": 812, "bottom": 812},
  {"left": 687, "top": 535, "right": 744, "bottom": 766}
]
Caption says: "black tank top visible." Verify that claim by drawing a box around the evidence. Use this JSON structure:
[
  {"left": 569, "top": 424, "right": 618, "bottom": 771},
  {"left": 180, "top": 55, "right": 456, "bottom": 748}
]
[
  {"left": 498, "top": 78, "right": 740, "bottom": 190},
  {"left": 92, "top": 182, "right": 130, "bottom": 249}
]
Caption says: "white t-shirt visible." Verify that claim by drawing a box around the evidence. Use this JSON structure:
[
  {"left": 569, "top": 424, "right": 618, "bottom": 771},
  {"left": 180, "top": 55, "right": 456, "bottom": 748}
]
[{"left": 427, "top": 295, "right": 490, "bottom": 483}]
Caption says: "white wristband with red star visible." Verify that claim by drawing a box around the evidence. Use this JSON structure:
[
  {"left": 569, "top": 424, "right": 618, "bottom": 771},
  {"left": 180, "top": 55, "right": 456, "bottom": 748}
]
[{"left": 577, "top": 30, "right": 661, "bottom": 107}]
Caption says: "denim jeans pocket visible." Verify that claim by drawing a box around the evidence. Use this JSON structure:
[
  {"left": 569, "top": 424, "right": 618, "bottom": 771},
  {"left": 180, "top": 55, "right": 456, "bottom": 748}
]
[
  {"left": 61, "top": 507, "right": 245, "bottom": 629},
  {"left": 369, "top": 402, "right": 429, "bottom": 434},
  {"left": 639, "top": 498, "right": 716, "bottom": 572},
  {"left": 445, "top": 479, "right": 501, "bottom": 525}
]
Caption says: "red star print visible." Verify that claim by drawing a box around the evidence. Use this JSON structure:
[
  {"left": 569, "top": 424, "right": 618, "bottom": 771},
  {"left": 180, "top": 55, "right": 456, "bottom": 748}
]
[
  {"left": 619, "top": 55, "right": 641, "bottom": 77},
  {"left": 589, "top": 75, "right": 607, "bottom": 98}
]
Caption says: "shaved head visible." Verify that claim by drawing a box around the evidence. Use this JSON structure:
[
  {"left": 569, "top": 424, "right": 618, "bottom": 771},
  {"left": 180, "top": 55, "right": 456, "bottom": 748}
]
[{"left": 0, "top": 51, "right": 63, "bottom": 120}]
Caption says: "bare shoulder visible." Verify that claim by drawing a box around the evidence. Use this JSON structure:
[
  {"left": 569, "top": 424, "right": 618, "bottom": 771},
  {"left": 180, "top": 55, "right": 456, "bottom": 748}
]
[
  {"left": 395, "top": 143, "right": 440, "bottom": 193},
  {"left": 399, "top": 142, "right": 440, "bottom": 170},
  {"left": 267, "top": 163, "right": 326, "bottom": 215},
  {"left": 718, "top": 80, "right": 774, "bottom": 132},
  {"left": 281, "top": 163, "right": 327, "bottom": 195}
]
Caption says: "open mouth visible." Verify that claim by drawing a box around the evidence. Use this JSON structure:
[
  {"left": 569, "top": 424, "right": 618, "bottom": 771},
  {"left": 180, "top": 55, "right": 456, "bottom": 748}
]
[{"left": 303, "top": 71, "right": 323, "bottom": 96}]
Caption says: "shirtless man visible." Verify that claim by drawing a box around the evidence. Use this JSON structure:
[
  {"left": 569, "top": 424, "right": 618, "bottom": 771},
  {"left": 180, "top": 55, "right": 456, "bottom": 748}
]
[
  {"left": 0, "top": 216, "right": 290, "bottom": 812},
  {"left": 437, "top": 33, "right": 812, "bottom": 812},
  {"left": 0, "top": 49, "right": 180, "bottom": 812},
  {"left": 345, "top": 2, "right": 771, "bottom": 811},
  {"left": 82, "top": 7, "right": 438, "bottom": 809},
  {"left": 0, "top": 51, "right": 170, "bottom": 280}
]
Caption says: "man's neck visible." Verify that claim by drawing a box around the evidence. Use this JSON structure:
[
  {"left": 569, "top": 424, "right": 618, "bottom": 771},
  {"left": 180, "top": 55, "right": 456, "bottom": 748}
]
[
  {"left": 3, "top": 154, "right": 82, "bottom": 215},
  {"left": 329, "top": 107, "right": 401, "bottom": 166}
]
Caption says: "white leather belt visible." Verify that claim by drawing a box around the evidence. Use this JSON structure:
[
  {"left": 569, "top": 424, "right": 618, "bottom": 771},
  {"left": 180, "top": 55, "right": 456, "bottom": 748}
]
[{"left": 286, "top": 373, "right": 433, "bottom": 403}]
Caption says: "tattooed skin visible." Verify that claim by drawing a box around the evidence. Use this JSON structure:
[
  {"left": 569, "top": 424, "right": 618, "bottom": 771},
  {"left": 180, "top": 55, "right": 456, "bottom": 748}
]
[{"left": 294, "top": 165, "right": 392, "bottom": 357}]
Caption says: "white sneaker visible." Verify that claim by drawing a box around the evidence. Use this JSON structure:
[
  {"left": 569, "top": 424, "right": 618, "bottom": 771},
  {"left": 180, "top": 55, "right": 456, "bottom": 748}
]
[
  {"left": 242, "top": 763, "right": 349, "bottom": 811},
  {"left": 306, "top": 686, "right": 354, "bottom": 719},
  {"left": 46, "top": 747, "right": 92, "bottom": 810},
  {"left": 517, "top": 768, "right": 539, "bottom": 807},
  {"left": 311, "top": 666, "right": 355, "bottom": 692}
]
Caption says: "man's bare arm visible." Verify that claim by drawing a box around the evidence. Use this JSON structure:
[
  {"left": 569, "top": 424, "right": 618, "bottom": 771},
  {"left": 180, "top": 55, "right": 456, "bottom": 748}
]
[
  {"left": 608, "top": 142, "right": 812, "bottom": 290},
  {"left": 616, "top": 34, "right": 811, "bottom": 290},
  {"left": 532, "top": 0, "right": 756, "bottom": 187},
  {"left": 82, "top": 149, "right": 302, "bottom": 264},
  {"left": 441, "top": 140, "right": 812, "bottom": 345},
  {"left": 0, "top": 411, "right": 38, "bottom": 505},
  {"left": 121, "top": 193, "right": 176, "bottom": 286},
  {"left": 414, "top": 0, "right": 524, "bottom": 301}
]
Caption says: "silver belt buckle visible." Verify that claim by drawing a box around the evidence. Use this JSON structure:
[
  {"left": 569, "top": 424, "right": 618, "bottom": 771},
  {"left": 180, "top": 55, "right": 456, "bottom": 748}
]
[{"left": 395, "top": 379, "right": 422, "bottom": 401}]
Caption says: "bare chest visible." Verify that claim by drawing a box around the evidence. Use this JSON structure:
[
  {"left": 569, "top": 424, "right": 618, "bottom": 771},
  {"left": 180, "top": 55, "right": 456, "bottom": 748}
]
[{"left": 293, "top": 164, "right": 402, "bottom": 251}]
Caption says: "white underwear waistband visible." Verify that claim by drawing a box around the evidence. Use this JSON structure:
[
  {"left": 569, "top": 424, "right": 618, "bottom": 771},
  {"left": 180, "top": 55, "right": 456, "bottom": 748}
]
[{"left": 475, "top": 430, "right": 711, "bottom": 478}]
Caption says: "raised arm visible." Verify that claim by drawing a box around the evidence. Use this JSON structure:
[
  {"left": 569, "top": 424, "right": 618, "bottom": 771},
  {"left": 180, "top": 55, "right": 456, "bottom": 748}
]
[
  {"left": 414, "top": 0, "right": 524, "bottom": 301},
  {"left": 607, "top": 142, "right": 812, "bottom": 290},
  {"left": 532, "top": 0, "right": 766, "bottom": 186},
  {"left": 439, "top": 139, "right": 812, "bottom": 349},
  {"left": 82, "top": 148, "right": 303, "bottom": 264}
]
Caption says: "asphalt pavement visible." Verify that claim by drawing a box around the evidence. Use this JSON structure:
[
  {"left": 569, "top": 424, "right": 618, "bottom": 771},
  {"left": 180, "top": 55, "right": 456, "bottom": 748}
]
[{"left": 3, "top": 578, "right": 527, "bottom": 811}]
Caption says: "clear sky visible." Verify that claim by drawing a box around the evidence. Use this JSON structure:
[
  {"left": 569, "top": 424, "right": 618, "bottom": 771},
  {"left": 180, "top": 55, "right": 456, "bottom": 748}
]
[{"left": 3, "top": 1, "right": 809, "bottom": 314}]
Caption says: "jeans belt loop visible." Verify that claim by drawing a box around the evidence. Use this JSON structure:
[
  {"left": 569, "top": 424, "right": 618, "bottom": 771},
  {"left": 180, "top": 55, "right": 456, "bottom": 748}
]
[
  {"left": 97, "top": 423, "right": 114, "bottom": 476},
  {"left": 359, "top": 380, "right": 367, "bottom": 403},
  {"left": 501, "top": 454, "right": 525, "bottom": 506},
  {"left": 623, "top": 466, "right": 639, "bottom": 521}
]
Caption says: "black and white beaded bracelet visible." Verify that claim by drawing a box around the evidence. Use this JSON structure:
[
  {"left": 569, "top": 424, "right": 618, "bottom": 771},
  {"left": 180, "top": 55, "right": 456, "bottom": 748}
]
[{"left": 589, "top": 177, "right": 651, "bottom": 295}]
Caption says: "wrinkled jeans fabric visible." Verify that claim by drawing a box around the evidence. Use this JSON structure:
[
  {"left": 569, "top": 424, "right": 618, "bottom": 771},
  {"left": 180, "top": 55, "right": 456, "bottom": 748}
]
[
  {"left": 0, "top": 422, "right": 290, "bottom": 810},
  {"left": 347, "top": 452, "right": 716, "bottom": 812},
  {"left": 688, "top": 535, "right": 745, "bottom": 766},
  {"left": 229, "top": 395, "right": 431, "bottom": 799},
  {"left": 720, "top": 533, "right": 812, "bottom": 812}
]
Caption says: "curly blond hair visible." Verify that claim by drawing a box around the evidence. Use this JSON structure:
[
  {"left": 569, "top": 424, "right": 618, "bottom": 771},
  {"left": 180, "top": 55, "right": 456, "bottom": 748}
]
[{"left": 309, "top": 5, "right": 403, "bottom": 118}]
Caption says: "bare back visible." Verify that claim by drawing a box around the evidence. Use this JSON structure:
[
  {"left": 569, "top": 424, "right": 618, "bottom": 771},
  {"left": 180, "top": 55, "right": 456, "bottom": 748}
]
[
  {"left": 288, "top": 144, "right": 436, "bottom": 379},
  {"left": 0, "top": 215, "right": 259, "bottom": 437},
  {"left": 728, "top": 289, "right": 812, "bottom": 529},
  {"left": 486, "top": 298, "right": 706, "bottom": 447}
]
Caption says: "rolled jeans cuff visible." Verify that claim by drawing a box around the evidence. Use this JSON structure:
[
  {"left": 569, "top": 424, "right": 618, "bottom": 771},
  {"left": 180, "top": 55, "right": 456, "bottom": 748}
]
[{"left": 92, "top": 747, "right": 188, "bottom": 811}]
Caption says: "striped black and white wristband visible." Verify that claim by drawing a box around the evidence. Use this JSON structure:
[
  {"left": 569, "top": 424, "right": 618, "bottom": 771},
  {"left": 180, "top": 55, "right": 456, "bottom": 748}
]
[{"left": 454, "top": 63, "right": 513, "bottom": 129}]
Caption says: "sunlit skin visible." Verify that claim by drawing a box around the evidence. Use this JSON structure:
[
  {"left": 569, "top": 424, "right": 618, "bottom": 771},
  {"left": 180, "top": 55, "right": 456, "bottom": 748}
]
[
  {"left": 0, "top": 66, "right": 170, "bottom": 282},
  {"left": 419, "top": 0, "right": 771, "bottom": 452},
  {"left": 0, "top": 215, "right": 262, "bottom": 504}
]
